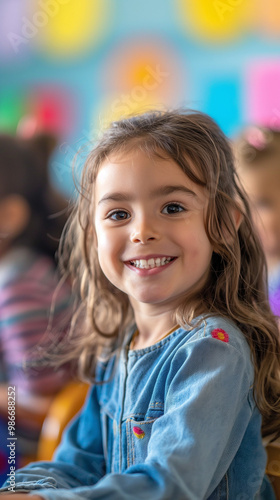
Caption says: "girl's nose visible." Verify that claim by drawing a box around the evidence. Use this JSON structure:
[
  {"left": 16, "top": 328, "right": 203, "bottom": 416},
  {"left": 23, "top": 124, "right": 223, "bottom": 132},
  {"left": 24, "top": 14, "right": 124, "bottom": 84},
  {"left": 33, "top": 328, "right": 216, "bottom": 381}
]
[{"left": 130, "top": 216, "right": 159, "bottom": 244}]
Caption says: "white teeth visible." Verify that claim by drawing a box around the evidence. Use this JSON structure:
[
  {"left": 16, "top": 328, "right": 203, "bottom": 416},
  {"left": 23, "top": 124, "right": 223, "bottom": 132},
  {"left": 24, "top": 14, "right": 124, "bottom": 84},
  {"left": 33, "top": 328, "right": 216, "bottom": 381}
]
[{"left": 130, "top": 257, "right": 173, "bottom": 269}]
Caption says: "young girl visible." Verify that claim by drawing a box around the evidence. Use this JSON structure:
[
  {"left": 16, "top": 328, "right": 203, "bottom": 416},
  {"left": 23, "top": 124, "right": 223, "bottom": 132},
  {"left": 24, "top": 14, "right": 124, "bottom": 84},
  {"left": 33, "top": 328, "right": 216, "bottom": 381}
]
[
  {"left": 236, "top": 126, "right": 280, "bottom": 318},
  {"left": 1, "top": 110, "right": 280, "bottom": 499}
]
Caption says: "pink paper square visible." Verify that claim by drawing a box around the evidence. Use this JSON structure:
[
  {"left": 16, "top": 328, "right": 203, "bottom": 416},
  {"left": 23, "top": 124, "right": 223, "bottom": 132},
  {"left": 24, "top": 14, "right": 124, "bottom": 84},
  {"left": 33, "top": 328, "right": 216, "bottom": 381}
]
[{"left": 246, "top": 61, "right": 280, "bottom": 129}]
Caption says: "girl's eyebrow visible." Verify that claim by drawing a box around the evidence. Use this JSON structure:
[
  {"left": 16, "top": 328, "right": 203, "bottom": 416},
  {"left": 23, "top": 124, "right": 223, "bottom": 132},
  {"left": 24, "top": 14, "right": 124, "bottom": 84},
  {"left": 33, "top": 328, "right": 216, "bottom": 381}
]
[
  {"left": 155, "top": 185, "right": 197, "bottom": 197},
  {"left": 98, "top": 185, "right": 197, "bottom": 205}
]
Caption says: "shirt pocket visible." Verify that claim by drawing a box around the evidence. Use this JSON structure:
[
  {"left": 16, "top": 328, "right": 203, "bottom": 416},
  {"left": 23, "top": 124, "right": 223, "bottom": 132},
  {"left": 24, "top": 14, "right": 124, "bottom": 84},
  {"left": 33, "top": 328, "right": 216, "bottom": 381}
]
[
  {"left": 207, "top": 473, "right": 229, "bottom": 500},
  {"left": 126, "top": 408, "right": 163, "bottom": 467}
]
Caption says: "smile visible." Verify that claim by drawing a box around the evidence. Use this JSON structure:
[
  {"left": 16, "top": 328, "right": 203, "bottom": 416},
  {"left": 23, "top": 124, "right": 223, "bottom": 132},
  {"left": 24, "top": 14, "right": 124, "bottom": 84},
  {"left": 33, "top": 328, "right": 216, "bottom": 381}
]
[{"left": 129, "top": 257, "right": 175, "bottom": 269}]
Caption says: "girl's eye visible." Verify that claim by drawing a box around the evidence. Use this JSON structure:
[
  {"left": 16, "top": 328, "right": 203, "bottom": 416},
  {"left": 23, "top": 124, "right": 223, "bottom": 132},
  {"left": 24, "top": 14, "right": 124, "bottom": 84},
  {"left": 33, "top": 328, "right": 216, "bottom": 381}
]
[
  {"left": 162, "top": 203, "right": 185, "bottom": 215},
  {"left": 108, "top": 210, "right": 130, "bottom": 221}
]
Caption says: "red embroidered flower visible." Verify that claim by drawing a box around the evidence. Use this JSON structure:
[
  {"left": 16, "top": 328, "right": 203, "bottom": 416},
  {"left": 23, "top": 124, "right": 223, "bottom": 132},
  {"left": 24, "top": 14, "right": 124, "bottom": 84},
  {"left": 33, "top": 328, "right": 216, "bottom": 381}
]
[
  {"left": 133, "top": 426, "right": 145, "bottom": 439},
  {"left": 211, "top": 328, "right": 229, "bottom": 343}
]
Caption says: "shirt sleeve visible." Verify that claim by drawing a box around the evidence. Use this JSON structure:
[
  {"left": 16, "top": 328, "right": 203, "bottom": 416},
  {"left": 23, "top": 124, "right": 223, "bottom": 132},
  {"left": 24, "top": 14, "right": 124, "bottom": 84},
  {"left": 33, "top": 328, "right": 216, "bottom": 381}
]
[
  {"left": 0, "top": 328, "right": 266, "bottom": 499},
  {"left": 0, "top": 385, "right": 106, "bottom": 494}
]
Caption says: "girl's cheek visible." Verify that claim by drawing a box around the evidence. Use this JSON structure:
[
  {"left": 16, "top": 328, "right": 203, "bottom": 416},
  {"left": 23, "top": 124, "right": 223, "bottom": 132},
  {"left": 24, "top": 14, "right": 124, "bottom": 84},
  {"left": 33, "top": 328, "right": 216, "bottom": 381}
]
[{"left": 94, "top": 221, "right": 108, "bottom": 246}]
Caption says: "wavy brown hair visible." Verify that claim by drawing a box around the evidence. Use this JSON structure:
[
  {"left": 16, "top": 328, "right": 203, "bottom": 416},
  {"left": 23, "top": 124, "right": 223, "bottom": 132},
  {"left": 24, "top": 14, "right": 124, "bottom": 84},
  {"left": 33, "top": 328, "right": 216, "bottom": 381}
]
[
  {"left": 58, "top": 109, "right": 280, "bottom": 438},
  {"left": 236, "top": 126, "right": 280, "bottom": 168}
]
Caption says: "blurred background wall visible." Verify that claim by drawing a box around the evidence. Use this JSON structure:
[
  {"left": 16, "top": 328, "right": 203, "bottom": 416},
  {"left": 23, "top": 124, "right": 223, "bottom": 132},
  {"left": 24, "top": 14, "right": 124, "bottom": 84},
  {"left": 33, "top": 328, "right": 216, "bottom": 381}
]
[{"left": 0, "top": 0, "right": 280, "bottom": 196}]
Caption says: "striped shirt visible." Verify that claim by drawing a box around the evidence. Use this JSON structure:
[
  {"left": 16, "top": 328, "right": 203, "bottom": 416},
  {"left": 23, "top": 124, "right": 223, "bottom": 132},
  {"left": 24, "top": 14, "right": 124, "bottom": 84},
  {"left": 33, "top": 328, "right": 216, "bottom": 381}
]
[
  {"left": 0, "top": 247, "right": 73, "bottom": 454},
  {"left": 0, "top": 247, "right": 72, "bottom": 392}
]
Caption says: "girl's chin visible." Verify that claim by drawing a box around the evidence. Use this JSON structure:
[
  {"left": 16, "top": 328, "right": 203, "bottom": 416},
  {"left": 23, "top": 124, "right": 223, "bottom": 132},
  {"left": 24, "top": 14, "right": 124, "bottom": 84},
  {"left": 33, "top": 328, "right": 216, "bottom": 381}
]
[{"left": 128, "top": 292, "right": 179, "bottom": 308}]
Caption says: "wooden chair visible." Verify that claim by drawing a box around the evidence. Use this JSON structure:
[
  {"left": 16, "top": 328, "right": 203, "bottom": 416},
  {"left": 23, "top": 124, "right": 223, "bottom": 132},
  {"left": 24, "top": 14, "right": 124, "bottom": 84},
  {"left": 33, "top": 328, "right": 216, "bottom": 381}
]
[
  {"left": 266, "top": 442, "right": 280, "bottom": 499},
  {"left": 37, "top": 381, "right": 89, "bottom": 461}
]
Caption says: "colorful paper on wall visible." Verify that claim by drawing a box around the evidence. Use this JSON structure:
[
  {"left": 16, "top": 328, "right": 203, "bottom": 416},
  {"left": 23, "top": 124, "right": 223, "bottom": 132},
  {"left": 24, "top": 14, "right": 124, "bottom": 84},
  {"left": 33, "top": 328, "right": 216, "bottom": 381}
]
[
  {"left": 0, "top": 0, "right": 28, "bottom": 58},
  {"left": 256, "top": 0, "right": 280, "bottom": 37},
  {"left": 99, "top": 38, "right": 184, "bottom": 119},
  {"left": 176, "top": 0, "right": 252, "bottom": 42},
  {"left": 204, "top": 76, "right": 241, "bottom": 136},
  {"left": 29, "top": 0, "right": 110, "bottom": 58},
  {"left": 0, "top": 90, "right": 25, "bottom": 132},
  {"left": 245, "top": 61, "right": 280, "bottom": 128},
  {"left": 26, "top": 86, "right": 78, "bottom": 135}
]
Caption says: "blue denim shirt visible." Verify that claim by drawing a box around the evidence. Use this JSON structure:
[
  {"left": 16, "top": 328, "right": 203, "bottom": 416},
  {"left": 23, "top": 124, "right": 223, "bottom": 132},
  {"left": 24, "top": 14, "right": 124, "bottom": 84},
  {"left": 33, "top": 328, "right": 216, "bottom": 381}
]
[{"left": 1, "top": 316, "right": 276, "bottom": 499}]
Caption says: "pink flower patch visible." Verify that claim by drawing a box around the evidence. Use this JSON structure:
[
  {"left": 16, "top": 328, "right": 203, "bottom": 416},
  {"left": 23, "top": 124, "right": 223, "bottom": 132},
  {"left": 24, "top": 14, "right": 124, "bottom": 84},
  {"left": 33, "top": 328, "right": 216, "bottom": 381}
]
[
  {"left": 211, "top": 328, "right": 229, "bottom": 343},
  {"left": 133, "top": 426, "right": 145, "bottom": 439}
]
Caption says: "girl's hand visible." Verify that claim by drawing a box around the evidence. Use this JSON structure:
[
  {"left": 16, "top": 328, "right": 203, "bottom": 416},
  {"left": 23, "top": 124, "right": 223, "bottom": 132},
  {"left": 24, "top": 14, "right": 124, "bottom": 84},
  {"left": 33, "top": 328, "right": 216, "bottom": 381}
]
[{"left": 0, "top": 495, "right": 43, "bottom": 499}]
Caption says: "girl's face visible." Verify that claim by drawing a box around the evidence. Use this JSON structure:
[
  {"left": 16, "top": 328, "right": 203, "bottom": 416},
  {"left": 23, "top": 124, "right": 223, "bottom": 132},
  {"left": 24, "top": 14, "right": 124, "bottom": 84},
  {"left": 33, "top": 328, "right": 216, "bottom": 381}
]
[
  {"left": 240, "top": 161, "right": 280, "bottom": 263},
  {"left": 94, "top": 149, "right": 213, "bottom": 313}
]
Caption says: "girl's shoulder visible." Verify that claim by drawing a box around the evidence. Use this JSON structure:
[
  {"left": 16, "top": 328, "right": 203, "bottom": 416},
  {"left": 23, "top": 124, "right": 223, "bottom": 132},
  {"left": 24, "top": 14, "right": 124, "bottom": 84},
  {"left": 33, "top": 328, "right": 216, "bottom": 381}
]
[
  {"left": 177, "top": 315, "right": 252, "bottom": 371},
  {"left": 183, "top": 314, "right": 250, "bottom": 354},
  {"left": 173, "top": 315, "right": 254, "bottom": 386}
]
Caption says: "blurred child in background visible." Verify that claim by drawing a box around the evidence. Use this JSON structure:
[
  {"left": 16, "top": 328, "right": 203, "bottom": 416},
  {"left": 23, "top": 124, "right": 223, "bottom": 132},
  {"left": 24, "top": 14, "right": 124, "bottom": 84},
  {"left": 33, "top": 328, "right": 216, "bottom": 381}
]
[
  {"left": 236, "top": 127, "right": 280, "bottom": 318},
  {"left": 0, "top": 133, "right": 73, "bottom": 466}
]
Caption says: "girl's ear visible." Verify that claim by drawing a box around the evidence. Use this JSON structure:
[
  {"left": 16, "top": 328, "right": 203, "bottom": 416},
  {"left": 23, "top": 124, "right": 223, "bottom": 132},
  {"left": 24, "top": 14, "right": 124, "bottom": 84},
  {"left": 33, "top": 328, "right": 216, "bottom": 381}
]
[
  {"left": 233, "top": 207, "right": 243, "bottom": 231},
  {"left": 0, "top": 195, "right": 31, "bottom": 239}
]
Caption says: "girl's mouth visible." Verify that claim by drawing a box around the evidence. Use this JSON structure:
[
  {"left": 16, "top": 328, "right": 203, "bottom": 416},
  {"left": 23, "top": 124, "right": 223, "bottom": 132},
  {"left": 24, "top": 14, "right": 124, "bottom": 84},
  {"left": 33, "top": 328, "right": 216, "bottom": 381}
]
[{"left": 128, "top": 256, "right": 176, "bottom": 270}]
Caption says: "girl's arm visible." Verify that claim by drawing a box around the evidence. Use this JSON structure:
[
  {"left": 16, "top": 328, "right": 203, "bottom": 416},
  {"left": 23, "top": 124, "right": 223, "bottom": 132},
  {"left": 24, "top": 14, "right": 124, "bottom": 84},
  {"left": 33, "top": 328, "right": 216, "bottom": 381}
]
[{"left": 0, "top": 385, "right": 106, "bottom": 496}]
